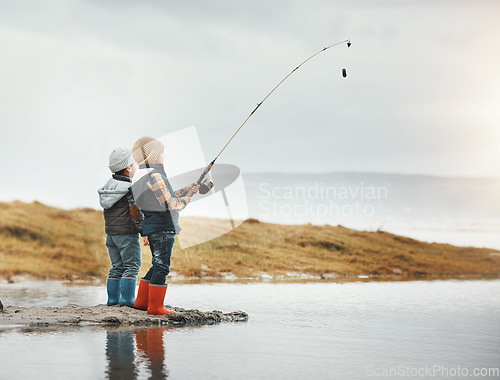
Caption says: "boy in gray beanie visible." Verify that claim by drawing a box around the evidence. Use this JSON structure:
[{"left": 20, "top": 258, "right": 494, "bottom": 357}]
[{"left": 98, "top": 147, "right": 143, "bottom": 307}]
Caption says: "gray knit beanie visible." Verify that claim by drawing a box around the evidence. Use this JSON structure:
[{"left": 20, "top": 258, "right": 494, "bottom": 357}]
[{"left": 108, "top": 147, "right": 135, "bottom": 173}]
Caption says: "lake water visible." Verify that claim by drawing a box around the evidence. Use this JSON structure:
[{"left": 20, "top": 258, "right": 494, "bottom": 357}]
[{"left": 1, "top": 280, "right": 499, "bottom": 379}]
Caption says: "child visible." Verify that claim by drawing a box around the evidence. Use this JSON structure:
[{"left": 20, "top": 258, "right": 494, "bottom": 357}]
[
  {"left": 131, "top": 136, "right": 199, "bottom": 315},
  {"left": 98, "top": 147, "right": 143, "bottom": 307}
]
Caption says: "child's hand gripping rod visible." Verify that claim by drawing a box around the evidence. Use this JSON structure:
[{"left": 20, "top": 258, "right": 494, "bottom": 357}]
[{"left": 185, "top": 160, "right": 215, "bottom": 197}]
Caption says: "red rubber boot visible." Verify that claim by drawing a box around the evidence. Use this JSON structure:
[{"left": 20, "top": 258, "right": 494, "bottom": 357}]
[
  {"left": 134, "top": 278, "right": 150, "bottom": 310},
  {"left": 147, "top": 284, "right": 175, "bottom": 315}
]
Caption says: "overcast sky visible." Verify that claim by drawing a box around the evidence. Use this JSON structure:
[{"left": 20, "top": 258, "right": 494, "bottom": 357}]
[{"left": 0, "top": 0, "right": 499, "bottom": 208}]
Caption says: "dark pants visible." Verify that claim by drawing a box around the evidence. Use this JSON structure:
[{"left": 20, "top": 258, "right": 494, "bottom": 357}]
[{"left": 143, "top": 231, "right": 176, "bottom": 285}]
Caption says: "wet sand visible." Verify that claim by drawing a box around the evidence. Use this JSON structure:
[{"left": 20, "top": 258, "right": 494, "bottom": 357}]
[{"left": 0, "top": 303, "right": 248, "bottom": 328}]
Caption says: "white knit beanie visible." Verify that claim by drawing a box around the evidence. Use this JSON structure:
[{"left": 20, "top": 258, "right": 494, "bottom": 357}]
[
  {"left": 132, "top": 136, "right": 165, "bottom": 166},
  {"left": 108, "top": 147, "right": 134, "bottom": 173}
]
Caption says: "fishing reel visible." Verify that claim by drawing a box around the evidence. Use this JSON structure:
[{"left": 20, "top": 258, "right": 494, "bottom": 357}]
[{"left": 199, "top": 178, "right": 214, "bottom": 194}]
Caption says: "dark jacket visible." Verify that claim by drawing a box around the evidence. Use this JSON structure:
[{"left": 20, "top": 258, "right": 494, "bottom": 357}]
[
  {"left": 98, "top": 174, "right": 142, "bottom": 235},
  {"left": 132, "top": 164, "right": 189, "bottom": 236}
]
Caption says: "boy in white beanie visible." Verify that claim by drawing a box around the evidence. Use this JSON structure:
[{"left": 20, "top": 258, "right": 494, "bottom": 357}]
[
  {"left": 131, "top": 136, "right": 199, "bottom": 315},
  {"left": 98, "top": 147, "right": 143, "bottom": 307}
]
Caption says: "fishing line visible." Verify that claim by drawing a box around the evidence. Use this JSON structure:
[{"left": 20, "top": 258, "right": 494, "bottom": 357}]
[{"left": 191, "top": 39, "right": 352, "bottom": 195}]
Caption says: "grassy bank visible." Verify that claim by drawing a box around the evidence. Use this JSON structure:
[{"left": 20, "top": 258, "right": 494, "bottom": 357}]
[{"left": 1, "top": 201, "right": 499, "bottom": 282}]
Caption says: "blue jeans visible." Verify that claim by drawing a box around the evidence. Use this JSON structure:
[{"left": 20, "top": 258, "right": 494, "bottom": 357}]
[
  {"left": 143, "top": 231, "right": 175, "bottom": 285},
  {"left": 106, "top": 234, "right": 141, "bottom": 279}
]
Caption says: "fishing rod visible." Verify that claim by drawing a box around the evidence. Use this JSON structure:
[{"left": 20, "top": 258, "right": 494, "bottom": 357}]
[{"left": 188, "top": 38, "right": 352, "bottom": 196}]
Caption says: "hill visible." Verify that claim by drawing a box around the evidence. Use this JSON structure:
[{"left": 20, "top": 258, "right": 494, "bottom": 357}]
[{"left": 0, "top": 201, "right": 499, "bottom": 282}]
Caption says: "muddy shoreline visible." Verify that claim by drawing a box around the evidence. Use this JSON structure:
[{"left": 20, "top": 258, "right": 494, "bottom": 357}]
[{"left": 0, "top": 304, "right": 248, "bottom": 328}]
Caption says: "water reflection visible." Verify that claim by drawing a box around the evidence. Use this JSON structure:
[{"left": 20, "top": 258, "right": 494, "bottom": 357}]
[
  {"left": 105, "top": 327, "right": 169, "bottom": 379},
  {"left": 2, "top": 281, "right": 499, "bottom": 379},
  {"left": 135, "top": 328, "right": 170, "bottom": 379}
]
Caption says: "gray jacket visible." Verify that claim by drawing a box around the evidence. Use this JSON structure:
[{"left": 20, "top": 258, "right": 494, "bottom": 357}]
[{"left": 98, "top": 175, "right": 142, "bottom": 235}]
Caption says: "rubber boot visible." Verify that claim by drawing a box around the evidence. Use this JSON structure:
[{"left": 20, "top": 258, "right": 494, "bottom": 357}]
[
  {"left": 147, "top": 284, "right": 175, "bottom": 315},
  {"left": 106, "top": 278, "right": 120, "bottom": 306},
  {"left": 134, "top": 278, "right": 150, "bottom": 310},
  {"left": 119, "top": 277, "right": 137, "bottom": 307}
]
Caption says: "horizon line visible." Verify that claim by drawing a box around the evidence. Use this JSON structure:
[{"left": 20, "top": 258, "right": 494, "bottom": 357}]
[{"left": 241, "top": 170, "right": 500, "bottom": 181}]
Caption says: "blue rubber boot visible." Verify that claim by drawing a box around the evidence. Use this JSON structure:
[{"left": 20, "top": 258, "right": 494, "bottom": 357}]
[
  {"left": 119, "top": 277, "right": 137, "bottom": 307},
  {"left": 106, "top": 278, "right": 120, "bottom": 306}
]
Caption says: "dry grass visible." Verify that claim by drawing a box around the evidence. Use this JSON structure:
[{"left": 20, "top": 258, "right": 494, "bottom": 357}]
[
  {"left": 0, "top": 201, "right": 109, "bottom": 281},
  {"left": 1, "top": 201, "right": 499, "bottom": 282},
  {"left": 174, "top": 218, "right": 500, "bottom": 280}
]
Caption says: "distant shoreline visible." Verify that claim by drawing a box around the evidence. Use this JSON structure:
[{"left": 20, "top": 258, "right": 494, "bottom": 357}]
[
  {"left": 2, "top": 272, "right": 499, "bottom": 286},
  {"left": 1, "top": 201, "right": 499, "bottom": 283}
]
